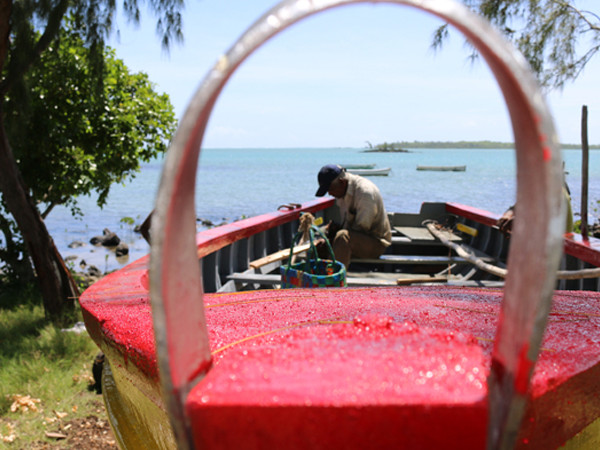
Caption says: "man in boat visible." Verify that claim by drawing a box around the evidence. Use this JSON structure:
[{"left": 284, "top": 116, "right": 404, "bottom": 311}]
[
  {"left": 315, "top": 164, "right": 392, "bottom": 268},
  {"left": 497, "top": 182, "right": 574, "bottom": 235}
]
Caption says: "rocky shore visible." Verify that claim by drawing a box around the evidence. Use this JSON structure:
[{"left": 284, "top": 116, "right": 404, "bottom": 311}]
[
  {"left": 66, "top": 232, "right": 123, "bottom": 289},
  {"left": 67, "top": 216, "right": 233, "bottom": 290}
]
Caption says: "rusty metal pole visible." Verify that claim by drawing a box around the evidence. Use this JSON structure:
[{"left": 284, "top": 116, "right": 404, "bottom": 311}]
[{"left": 581, "top": 105, "right": 589, "bottom": 239}]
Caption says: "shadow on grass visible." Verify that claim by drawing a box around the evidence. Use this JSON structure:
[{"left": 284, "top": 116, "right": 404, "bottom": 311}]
[
  {"left": 0, "top": 284, "right": 48, "bottom": 359},
  {"left": 0, "top": 283, "right": 94, "bottom": 415}
]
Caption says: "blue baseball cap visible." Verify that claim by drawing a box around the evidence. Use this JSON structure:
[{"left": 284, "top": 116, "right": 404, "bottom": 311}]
[{"left": 316, "top": 164, "right": 344, "bottom": 197}]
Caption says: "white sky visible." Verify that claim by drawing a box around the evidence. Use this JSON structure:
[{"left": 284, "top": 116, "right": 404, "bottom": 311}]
[{"left": 108, "top": 0, "right": 600, "bottom": 148}]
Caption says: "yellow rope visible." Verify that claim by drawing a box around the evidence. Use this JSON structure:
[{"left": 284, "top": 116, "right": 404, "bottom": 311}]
[{"left": 299, "top": 212, "right": 315, "bottom": 242}]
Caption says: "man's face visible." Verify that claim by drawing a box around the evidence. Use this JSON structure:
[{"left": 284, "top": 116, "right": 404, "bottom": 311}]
[{"left": 328, "top": 178, "right": 347, "bottom": 198}]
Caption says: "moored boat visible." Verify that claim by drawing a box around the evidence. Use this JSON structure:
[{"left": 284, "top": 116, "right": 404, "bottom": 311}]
[
  {"left": 346, "top": 166, "right": 391, "bottom": 176},
  {"left": 417, "top": 165, "right": 467, "bottom": 171},
  {"left": 341, "top": 163, "right": 376, "bottom": 169},
  {"left": 78, "top": 1, "right": 600, "bottom": 449}
]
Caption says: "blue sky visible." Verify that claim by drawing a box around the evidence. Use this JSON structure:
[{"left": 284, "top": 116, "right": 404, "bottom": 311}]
[{"left": 109, "top": 0, "right": 599, "bottom": 148}]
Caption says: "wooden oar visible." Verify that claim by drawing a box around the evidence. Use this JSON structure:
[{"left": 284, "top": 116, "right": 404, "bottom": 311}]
[
  {"left": 249, "top": 242, "right": 311, "bottom": 269},
  {"left": 396, "top": 276, "right": 448, "bottom": 285}
]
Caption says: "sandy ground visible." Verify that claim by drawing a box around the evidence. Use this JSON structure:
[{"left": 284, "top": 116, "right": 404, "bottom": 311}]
[{"left": 28, "top": 411, "right": 119, "bottom": 449}]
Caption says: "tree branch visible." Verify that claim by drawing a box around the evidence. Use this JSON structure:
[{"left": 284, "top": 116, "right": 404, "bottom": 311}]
[
  {"left": 40, "top": 202, "right": 56, "bottom": 220},
  {"left": 0, "top": 0, "right": 70, "bottom": 95},
  {"left": 0, "top": 0, "right": 11, "bottom": 75}
]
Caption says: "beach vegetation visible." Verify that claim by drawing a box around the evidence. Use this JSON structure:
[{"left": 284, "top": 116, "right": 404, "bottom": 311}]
[
  {"left": 433, "top": 1, "right": 600, "bottom": 89},
  {"left": 0, "top": 1, "right": 184, "bottom": 322},
  {"left": 0, "top": 285, "right": 110, "bottom": 447},
  {"left": 119, "top": 217, "right": 136, "bottom": 227}
]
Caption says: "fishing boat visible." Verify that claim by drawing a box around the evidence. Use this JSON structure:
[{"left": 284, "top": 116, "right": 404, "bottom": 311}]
[
  {"left": 346, "top": 166, "right": 391, "bottom": 176},
  {"left": 341, "top": 163, "right": 376, "bottom": 169},
  {"left": 80, "top": 197, "right": 600, "bottom": 449},
  {"left": 78, "top": 1, "right": 600, "bottom": 449},
  {"left": 417, "top": 165, "right": 467, "bottom": 172}
]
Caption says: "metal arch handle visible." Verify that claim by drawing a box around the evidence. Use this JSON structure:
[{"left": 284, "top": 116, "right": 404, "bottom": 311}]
[{"left": 149, "top": 1, "right": 565, "bottom": 448}]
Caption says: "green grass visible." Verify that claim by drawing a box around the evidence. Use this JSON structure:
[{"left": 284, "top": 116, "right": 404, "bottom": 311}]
[{"left": 0, "top": 285, "right": 106, "bottom": 448}]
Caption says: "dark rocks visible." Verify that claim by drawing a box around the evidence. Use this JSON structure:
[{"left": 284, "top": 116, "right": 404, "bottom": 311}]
[
  {"left": 68, "top": 240, "right": 86, "bottom": 248},
  {"left": 196, "top": 217, "right": 230, "bottom": 228},
  {"left": 90, "top": 228, "right": 121, "bottom": 247},
  {"left": 87, "top": 265, "right": 102, "bottom": 278},
  {"left": 115, "top": 243, "right": 129, "bottom": 257},
  {"left": 199, "top": 218, "right": 215, "bottom": 227}
]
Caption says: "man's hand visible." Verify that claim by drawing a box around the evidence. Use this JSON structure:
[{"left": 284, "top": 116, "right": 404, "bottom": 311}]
[
  {"left": 497, "top": 208, "right": 514, "bottom": 236},
  {"left": 326, "top": 221, "right": 342, "bottom": 242}
]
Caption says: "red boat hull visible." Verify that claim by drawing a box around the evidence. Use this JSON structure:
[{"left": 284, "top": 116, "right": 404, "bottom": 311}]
[{"left": 81, "top": 276, "right": 600, "bottom": 448}]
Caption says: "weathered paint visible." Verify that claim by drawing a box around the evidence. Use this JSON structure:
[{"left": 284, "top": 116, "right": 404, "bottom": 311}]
[{"left": 102, "top": 360, "right": 176, "bottom": 449}]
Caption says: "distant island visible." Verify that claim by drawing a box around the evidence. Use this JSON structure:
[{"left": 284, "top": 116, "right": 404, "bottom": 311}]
[
  {"left": 365, "top": 140, "right": 600, "bottom": 150},
  {"left": 363, "top": 147, "right": 410, "bottom": 153}
]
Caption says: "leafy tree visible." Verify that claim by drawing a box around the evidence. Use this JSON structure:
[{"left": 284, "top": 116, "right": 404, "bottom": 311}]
[
  {"left": 433, "top": 1, "right": 600, "bottom": 88},
  {"left": 5, "top": 21, "right": 175, "bottom": 216},
  {"left": 0, "top": 1, "right": 182, "bottom": 322}
]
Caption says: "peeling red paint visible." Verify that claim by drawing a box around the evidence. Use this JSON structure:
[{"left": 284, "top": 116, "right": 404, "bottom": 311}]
[
  {"left": 542, "top": 146, "right": 552, "bottom": 161},
  {"left": 515, "top": 343, "right": 533, "bottom": 395}
]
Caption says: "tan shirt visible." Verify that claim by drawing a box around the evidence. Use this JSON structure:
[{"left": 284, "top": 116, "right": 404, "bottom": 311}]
[{"left": 336, "top": 173, "right": 392, "bottom": 247}]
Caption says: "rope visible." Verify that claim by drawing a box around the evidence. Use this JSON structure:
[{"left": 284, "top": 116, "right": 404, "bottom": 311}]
[
  {"left": 299, "top": 212, "right": 315, "bottom": 243},
  {"left": 423, "top": 220, "right": 600, "bottom": 280}
]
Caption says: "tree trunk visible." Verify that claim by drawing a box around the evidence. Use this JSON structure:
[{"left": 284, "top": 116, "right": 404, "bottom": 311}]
[
  {"left": 0, "top": 0, "right": 78, "bottom": 321},
  {"left": 0, "top": 116, "right": 78, "bottom": 321}
]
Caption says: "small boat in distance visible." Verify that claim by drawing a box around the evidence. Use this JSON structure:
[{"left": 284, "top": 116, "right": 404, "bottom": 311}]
[
  {"left": 417, "top": 165, "right": 466, "bottom": 172},
  {"left": 346, "top": 167, "right": 391, "bottom": 176},
  {"left": 341, "top": 163, "right": 376, "bottom": 170}
]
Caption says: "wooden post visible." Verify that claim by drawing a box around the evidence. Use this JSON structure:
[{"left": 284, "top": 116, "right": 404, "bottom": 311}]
[{"left": 581, "top": 105, "right": 589, "bottom": 239}]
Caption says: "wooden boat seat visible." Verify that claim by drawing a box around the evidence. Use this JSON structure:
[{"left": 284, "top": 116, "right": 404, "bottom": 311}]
[{"left": 394, "top": 226, "right": 463, "bottom": 242}]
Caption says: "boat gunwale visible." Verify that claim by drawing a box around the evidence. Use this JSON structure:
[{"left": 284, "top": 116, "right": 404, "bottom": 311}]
[{"left": 194, "top": 198, "right": 333, "bottom": 258}]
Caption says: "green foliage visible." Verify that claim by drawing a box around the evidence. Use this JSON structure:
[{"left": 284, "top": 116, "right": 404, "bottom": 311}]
[
  {"left": 4, "top": 19, "right": 177, "bottom": 214},
  {"left": 0, "top": 0, "right": 185, "bottom": 318},
  {"left": 433, "top": 1, "right": 600, "bottom": 89},
  {"left": 120, "top": 216, "right": 135, "bottom": 226},
  {"left": 372, "top": 142, "right": 409, "bottom": 152},
  {"left": 0, "top": 17, "right": 176, "bottom": 287}
]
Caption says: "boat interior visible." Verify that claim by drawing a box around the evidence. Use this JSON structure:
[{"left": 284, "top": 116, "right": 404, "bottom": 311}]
[{"left": 201, "top": 200, "right": 600, "bottom": 294}]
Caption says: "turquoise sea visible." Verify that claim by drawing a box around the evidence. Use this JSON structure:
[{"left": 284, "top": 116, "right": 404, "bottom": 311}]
[{"left": 44, "top": 147, "right": 600, "bottom": 273}]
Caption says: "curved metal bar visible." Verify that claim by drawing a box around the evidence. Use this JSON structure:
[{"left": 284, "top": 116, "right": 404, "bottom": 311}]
[{"left": 149, "top": 1, "right": 564, "bottom": 448}]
